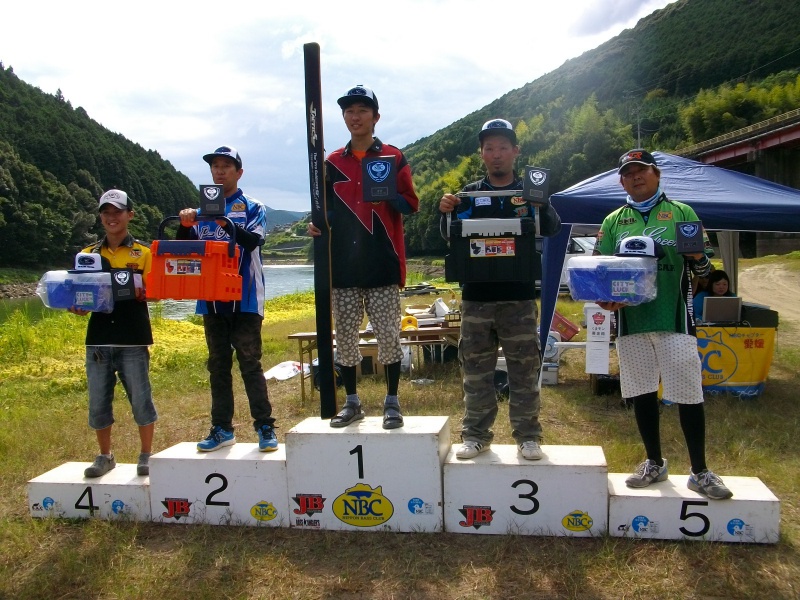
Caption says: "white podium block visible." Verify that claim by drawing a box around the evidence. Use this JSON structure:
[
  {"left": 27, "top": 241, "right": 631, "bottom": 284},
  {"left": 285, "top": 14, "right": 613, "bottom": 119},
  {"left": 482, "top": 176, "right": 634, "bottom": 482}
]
[
  {"left": 28, "top": 462, "right": 151, "bottom": 521},
  {"left": 608, "top": 473, "right": 780, "bottom": 543},
  {"left": 149, "top": 442, "right": 289, "bottom": 527},
  {"left": 285, "top": 416, "right": 450, "bottom": 532},
  {"left": 443, "top": 444, "right": 608, "bottom": 536}
]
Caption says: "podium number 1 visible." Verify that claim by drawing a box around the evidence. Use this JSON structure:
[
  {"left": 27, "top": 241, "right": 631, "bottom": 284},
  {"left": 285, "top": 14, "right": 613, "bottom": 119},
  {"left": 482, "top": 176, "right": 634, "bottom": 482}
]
[{"left": 350, "top": 445, "right": 364, "bottom": 479}]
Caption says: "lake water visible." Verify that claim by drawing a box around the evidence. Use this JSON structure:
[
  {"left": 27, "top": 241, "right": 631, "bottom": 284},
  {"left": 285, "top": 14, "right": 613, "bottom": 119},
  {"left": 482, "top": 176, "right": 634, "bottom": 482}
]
[{"left": 0, "top": 264, "right": 315, "bottom": 323}]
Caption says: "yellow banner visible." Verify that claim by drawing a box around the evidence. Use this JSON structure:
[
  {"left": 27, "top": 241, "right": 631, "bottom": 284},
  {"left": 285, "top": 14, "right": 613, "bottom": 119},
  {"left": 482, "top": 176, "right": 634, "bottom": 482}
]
[{"left": 697, "top": 326, "right": 776, "bottom": 397}]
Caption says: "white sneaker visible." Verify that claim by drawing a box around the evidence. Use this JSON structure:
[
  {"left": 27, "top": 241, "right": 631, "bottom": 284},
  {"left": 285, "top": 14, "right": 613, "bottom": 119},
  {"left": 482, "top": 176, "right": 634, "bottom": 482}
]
[
  {"left": 456, "top": 440, "right": 490, "bottom": 459},
  {"left": 518, "top": 441, "right": 543, "bottom": 460}
]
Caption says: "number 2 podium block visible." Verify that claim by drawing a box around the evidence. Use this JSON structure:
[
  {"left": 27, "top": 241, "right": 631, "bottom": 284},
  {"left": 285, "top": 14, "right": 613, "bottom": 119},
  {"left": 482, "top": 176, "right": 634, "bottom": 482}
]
[
  {"left": 148, "top": 442, "right": 290, "bottom": 527},
  {"left": 285, "top": 416, "right": 450, "bottom": 532},
  {"left": 443, "top": 445, "right": 608, "bottom": 536},
  {"left": 28, "top": 463, "right": 151, "bottom": 520},
  {"left": 608, "top": 474, "right": 780, "bottom": 543}
]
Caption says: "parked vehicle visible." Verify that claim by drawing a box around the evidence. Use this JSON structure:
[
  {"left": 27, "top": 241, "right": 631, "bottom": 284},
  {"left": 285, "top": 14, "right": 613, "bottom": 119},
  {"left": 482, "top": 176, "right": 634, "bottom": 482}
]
[{"left": 535, "top": 236, "right": 596, "bottom": 293}]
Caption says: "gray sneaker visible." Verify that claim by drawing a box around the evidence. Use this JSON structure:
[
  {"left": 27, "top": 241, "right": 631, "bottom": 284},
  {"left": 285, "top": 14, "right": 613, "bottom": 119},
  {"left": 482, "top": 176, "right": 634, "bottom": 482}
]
[
  {"left": 625, "top": 458, "right": 668, "bottom": 488},
  {"left": 84, "top": 454, "right": 116, "bottom": 478},
  {"left": 688, "top": 469, "right": 733, "bottom": 500},
  {"left": 137, "top": 453, "right": 152, "bottom": 476}
]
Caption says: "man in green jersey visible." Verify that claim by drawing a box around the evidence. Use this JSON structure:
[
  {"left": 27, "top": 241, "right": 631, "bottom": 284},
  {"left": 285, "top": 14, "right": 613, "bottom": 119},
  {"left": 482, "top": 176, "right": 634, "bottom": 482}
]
[{"left": 595, "top": 149, "right": 732, "bottom": 500}]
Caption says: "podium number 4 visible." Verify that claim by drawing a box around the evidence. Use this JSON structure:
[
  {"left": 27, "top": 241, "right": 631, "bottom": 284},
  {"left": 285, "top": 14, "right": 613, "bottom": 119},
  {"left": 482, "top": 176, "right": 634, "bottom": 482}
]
[{"left": 75, "top": 486, "right": 99, "bottom": 515}]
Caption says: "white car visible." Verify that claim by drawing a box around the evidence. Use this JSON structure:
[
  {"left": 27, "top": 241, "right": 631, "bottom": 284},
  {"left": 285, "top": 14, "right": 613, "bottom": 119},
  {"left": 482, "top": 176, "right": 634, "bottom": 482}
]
[{"left": 536, "top": 236, "right": 596, "bottom": 293}]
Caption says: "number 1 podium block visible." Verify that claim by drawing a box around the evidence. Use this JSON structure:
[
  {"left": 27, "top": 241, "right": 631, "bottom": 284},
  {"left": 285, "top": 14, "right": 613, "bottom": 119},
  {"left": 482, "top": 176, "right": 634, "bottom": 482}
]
[
  {"left": 148, "top": 442, "right": 289, "bottom": 527},
  {"left": 608, "top": 473, "right": 780, "bottom": 543},
  {"left": 285, "top": 416, "right": 450, "bottom": 532},
  {"left": 443, "top": 445, "right": 608, "bottom": 536},
  {"left": 28, "top": 462, "right": 151, "bottom": 521}
]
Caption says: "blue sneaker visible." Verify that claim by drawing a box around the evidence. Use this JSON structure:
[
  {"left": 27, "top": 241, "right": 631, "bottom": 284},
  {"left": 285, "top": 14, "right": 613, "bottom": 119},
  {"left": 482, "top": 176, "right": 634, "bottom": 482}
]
[
  {"left": 257, "top": 424, "right": 278, "bottom": 452},
  {"left": 197, "top": 426, "right": 236, "bottom": 452}
]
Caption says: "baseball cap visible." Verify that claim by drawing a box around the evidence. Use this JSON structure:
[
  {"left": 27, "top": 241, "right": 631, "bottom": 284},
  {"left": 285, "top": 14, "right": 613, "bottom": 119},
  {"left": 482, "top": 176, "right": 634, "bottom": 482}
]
[
  {"left": 614, "top": 235, "right": 664, "bottom": 259},
  {"left": 618, "top": 149, "right": 657, "bottom": 174},
  {"left": 337, "top": 85, "right": 379, "bottom": 111},
  {"left": 478, "top": 118, "right": 517, "bottom": 145},
  {"left": 203, "top": 145, "right": 242, "bottom": 170},
  {"left": 98, "top": 189, "right": 132, "bottom": 211}
]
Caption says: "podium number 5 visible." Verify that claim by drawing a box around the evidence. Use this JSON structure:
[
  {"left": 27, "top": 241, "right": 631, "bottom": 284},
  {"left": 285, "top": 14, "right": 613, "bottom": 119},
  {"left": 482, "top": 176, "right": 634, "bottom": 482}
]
[{"left": 679, "top": 500, "right": 710, "bottom": 536}]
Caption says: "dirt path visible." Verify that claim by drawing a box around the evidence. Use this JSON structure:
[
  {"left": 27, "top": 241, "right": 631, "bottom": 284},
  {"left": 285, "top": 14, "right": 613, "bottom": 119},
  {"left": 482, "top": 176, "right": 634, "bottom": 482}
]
[{"left": 736, "top": 264, "right": 800, "bottom": 328}]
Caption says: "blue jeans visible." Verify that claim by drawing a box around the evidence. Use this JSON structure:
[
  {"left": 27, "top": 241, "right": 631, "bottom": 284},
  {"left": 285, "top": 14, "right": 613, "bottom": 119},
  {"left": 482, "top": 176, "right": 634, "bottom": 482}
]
[{"left": 86, "top": 346, "right": 157, "bottom": 430}]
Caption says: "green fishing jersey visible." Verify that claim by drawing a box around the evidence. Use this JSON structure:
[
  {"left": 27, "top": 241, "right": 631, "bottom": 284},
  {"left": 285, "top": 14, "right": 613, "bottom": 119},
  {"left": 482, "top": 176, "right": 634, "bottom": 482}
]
[{"left": 596, "top": 194, "right": 712, "bottom": 336}]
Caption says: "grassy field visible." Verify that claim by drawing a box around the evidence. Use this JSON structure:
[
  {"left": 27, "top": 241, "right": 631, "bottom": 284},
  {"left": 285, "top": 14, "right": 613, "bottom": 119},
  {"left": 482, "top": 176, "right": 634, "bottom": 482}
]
[{"left": 1, "top": 257, "right": 799, "bottom": 599}]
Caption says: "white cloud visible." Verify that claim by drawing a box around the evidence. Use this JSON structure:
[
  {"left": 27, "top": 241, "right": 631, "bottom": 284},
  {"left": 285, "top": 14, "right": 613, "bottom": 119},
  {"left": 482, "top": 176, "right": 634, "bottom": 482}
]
[{"left": 2, "top": 0, "right": 677, "bottom": 211}]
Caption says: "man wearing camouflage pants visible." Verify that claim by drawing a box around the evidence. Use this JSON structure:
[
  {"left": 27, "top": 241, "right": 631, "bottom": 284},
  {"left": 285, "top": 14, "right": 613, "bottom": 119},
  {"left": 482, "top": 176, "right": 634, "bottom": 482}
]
[{"left": 439, "top": 119, "right": 562, "bottom": 460}]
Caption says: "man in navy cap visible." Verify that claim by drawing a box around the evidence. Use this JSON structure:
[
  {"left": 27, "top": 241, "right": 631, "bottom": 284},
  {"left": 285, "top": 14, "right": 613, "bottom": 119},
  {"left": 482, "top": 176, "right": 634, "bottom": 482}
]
[
  {"left": 178, "top": 146, "right": 278, "bottom": 453},
  {"left": 308, "top": 85, "right": 419, "bottom": 429},
  {"left": 439, "top": 119, "right": 562, "bottom": 461}
]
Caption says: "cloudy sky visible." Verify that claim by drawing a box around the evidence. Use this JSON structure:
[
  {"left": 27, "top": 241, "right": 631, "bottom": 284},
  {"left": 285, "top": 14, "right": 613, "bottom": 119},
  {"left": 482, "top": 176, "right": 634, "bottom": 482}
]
[{"left": 3, "top": 0, "right": 675, "bottom": 212}]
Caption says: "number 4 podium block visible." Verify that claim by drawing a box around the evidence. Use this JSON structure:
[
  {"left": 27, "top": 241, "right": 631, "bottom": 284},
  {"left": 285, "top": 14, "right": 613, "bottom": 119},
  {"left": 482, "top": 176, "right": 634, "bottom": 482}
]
[
  {"left": 148, "top": 442, "right": 290, "bottom": 527},
  {"left": 443, "top": 445, "right": 608, "bottom": 536},
  {"left": 608, "top": 473, "right": 780, "bottom": 543},
  {"left": 28, "top": 462, "right": 151, "bottom": 521},
  {"left": 285, "top": 416, "right": 450, "bottom": 532}
]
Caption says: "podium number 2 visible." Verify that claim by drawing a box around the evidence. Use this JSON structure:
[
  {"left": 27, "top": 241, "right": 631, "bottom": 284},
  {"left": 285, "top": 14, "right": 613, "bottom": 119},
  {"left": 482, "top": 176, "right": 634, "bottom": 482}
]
[
  {"left": 205, "top": 473, "right": 230, "bottom": 507},
  {"left": 350, "top": 445, "right": 364, "bottom": 479},
  {"left": 679, "top": 500, "right": 710, "bottom": 536}
]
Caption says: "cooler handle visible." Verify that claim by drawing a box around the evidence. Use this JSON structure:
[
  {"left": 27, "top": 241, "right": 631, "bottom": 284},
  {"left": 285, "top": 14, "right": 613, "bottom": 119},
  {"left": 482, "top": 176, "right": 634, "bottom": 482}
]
[{"left": 157, "top": 215, "right": 237, "bottom": 258}]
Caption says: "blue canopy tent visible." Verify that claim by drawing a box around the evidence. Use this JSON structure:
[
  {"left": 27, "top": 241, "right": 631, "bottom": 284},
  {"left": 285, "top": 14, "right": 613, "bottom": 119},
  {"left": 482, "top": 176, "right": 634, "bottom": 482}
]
[{"left": 541, "top": 151, "right": 800, "bottom": 353}]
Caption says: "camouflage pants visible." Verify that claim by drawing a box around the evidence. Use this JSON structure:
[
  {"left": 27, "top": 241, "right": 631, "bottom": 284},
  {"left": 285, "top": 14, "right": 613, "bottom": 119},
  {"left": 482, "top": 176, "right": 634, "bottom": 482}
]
[{"left": 459, "top": 299, "right": 542, "bottom": 444}]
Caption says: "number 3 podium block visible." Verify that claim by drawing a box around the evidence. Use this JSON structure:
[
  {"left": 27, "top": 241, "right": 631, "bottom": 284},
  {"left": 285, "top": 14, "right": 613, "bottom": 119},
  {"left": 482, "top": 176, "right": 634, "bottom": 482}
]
[
  {"left": 28, "top": 463, "right": 151, "bottom": 520},
  {"left": 285, "top": 416, "right": 450, "bottom": 532},
  {"left": 443, "top": 445, "right": 608, "bottom": 536},
  {"left": 148, "top": 442, "right": 290, "bottom": 527},
  {"left": 608, "top": 474, "right": 780, "bottom": 543}
]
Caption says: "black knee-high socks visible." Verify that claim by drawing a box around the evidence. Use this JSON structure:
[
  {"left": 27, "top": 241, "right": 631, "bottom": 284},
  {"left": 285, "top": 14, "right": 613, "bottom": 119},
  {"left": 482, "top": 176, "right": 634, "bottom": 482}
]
[
  {"left": 384, "top": 361, "right": 401, "bottom": 397},
  {"left": 633, "top": 392, "right": 707, "bottom": 473},
  {"left": 632, "top": 392, "right": 662, "bottom": 465},
  {"left": 679, "top": 402, "right": 707, "bottom": 474}
]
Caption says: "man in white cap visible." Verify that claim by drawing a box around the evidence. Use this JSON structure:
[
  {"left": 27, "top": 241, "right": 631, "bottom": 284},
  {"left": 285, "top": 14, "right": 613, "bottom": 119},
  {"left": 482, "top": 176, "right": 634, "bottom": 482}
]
[
  {"left": 594, "top": 148, "right": 732, "bottom": 500},
  {"left": 70, "top": 189, "right": 157, "bottom": 477},
  {"left": 307, "top": 84, "right": 420, "bottom": 429},
  {"left": 439, "top": 119, "right": 562, "bottom": 461}
]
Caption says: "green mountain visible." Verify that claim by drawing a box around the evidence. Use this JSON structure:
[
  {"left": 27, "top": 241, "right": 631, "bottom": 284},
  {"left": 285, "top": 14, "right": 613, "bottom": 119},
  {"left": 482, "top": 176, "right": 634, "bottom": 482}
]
[{"left": 402, "top": 0, "right": 800, "bottom": 255}]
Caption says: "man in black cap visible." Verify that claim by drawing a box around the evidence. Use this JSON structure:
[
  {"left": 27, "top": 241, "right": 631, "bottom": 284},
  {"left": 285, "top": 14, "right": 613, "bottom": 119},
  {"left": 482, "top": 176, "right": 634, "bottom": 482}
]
[
  {"left": 594, "top": 148, "right": 732, "bottom": 500},
  {"left": 178, "top": 145, "right": 278, "bottom": 453},
  {"left": 307, "top": 85, "right": 419, "bottom": 429},
  {"left": 439, "top": 119, "right": 562, "bottom": 461}
]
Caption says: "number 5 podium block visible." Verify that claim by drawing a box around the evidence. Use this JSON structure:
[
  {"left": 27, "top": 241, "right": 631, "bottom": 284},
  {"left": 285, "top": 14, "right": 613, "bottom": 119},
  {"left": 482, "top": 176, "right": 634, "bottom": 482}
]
[
  {"left": 443, "top": 445, "right": 608, "bottom": 536},
  {"left": 285, "top": 416, "right": 450, "bottom": 532},
  {"left": 608, "top": 473, "right": 779, "bottom": 543}
]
